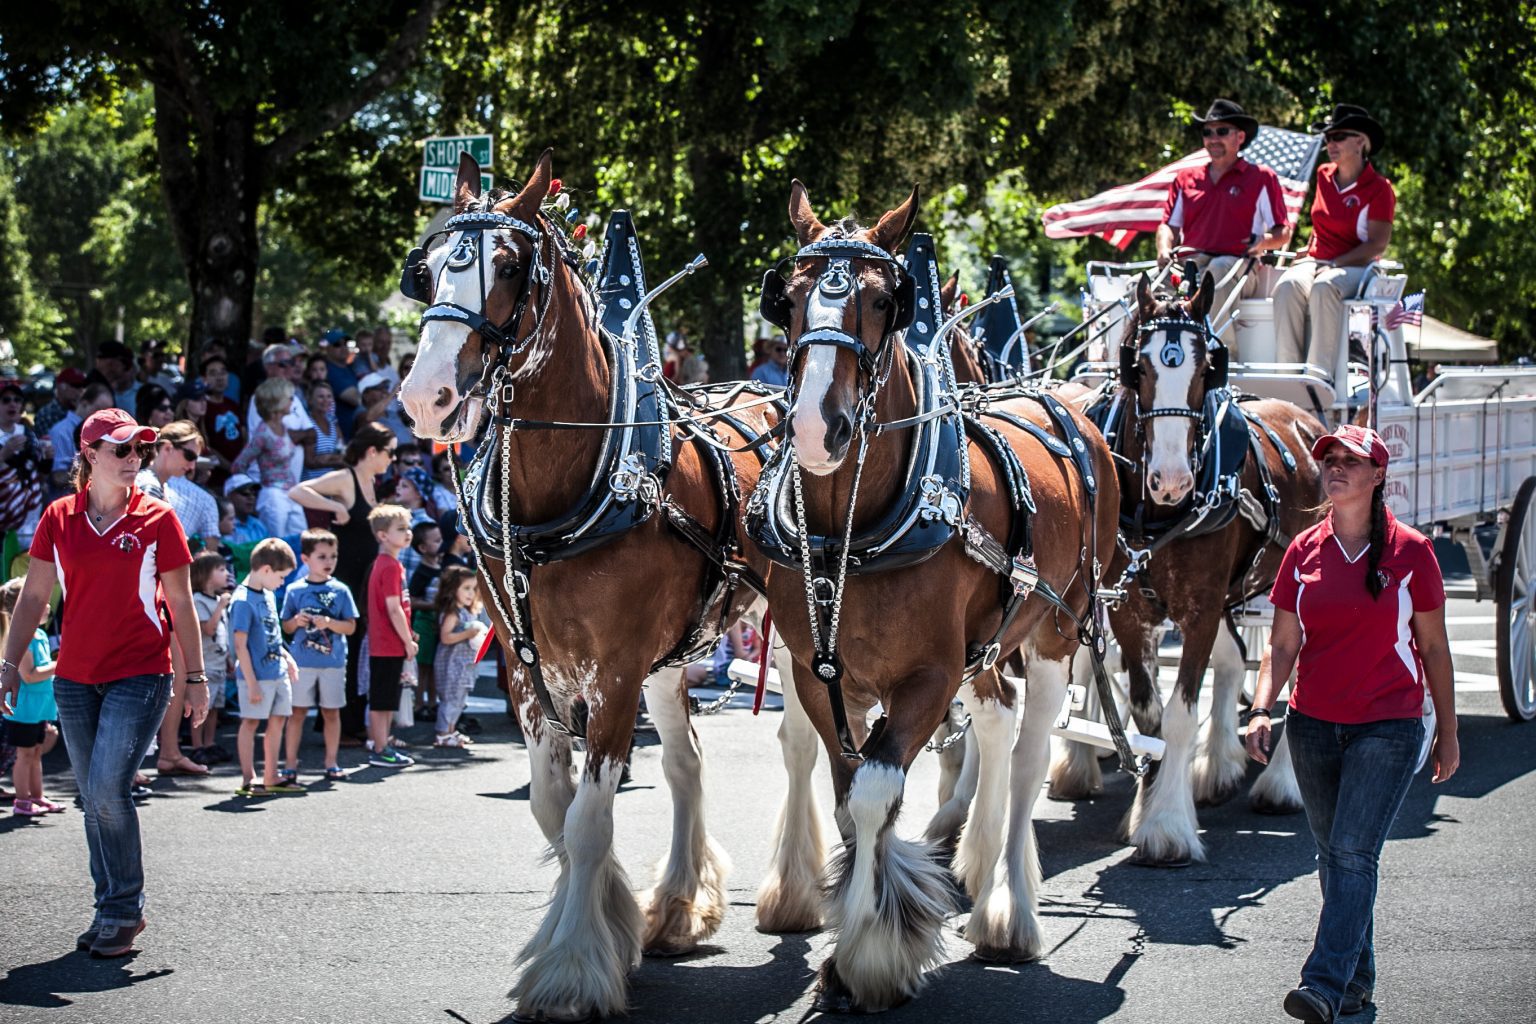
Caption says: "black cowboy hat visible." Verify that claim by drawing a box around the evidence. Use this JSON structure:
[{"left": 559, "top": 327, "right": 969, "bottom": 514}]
[
  {"left": 1310, "top": 103, "right": 1384, "bottom": 156},
  {"left": 1191, "top": 98, "right": 1259, "bottom": 146}
]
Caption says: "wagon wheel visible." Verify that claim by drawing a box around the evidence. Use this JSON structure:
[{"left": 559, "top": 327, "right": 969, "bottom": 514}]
[{"left": 1497, "top": 477, "right": 1536, "bottom": 722}]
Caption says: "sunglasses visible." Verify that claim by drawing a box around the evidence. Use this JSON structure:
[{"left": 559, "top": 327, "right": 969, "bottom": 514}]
[
  {"left": 102, "top": 441, "right": 156, "bottom": 461},
  {"left": 1324, "top": 130, "right": 1361, "bottom": 143},
  {"left": 1200, "top": 126, "right": 1236, "bottom": 138},
  {"left": 271, "top": 359, "right": 295, "bottom": 369},
  {"left": 173, "top": 444, "right": 199, "bottom": 463},
  {"left": 398, "top": 457, "right": 423, "bottom": 467}
]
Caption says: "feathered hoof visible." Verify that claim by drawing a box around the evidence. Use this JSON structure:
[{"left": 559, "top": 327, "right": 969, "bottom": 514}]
[
  {"left": 1249, "top": 791, "right": 1304, "bottom": 816},
  {"left": 641, "top": 892, "right": 723, "bottom": 958},
  {"left": 754, "top": 875, "right": 823, "bottom": 934},
  {"left": 510, "top": 1011, "right": 593, "bottom": 1024},
  {"left": 1194, "top": 778, "right": 1243, "bottom": 808},
  {"left": 812, "top": 959, "right": 912, "bottom": 1015},
  {"left": 1126, "top": 849, "right": 1192, "bottom": 869},
  {"left": 970, "top": 944, "right": 1042, "bottom": 965}
]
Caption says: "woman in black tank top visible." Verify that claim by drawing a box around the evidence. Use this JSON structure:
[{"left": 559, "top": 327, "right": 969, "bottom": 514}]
[{"left": 289, "top": 422, "right": 397, "bottom": 736}]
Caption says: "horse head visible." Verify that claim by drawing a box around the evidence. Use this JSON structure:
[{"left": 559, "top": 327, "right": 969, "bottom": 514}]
[
  {"left": 399, "top": 149, "right": 556, "bottom": 443},
  {"left": 761, "top": 181, "right": 918, "bottom": 475},
  {"left": 1120, "top": 270, "right": 1226, "bottom": 505}
]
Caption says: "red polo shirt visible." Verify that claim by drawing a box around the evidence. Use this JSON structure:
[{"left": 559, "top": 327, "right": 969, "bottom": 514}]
[
  {"left": 30, "top": 489, "right": 193, "bottom": 685},
  {"left": 1162, "top": 158, "right": 1286, "bottom": 256},
  {"left": 1269, "top": 509, "right": 1443, "bottom": 723},
  {"left": 1305, "top": 162, "right": 1397, "bottom": 262},
  {"left": 368, "top": 552, "right": 411, "bottom": 656}
]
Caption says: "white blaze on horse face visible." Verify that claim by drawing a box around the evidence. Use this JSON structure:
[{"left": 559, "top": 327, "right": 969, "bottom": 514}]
[
  {"left": 1144, "top": 329, "right": 1198, "bottom": 504},
  {"left": 789, "top": 284, "right": 849, "bottom": 475},
  {"left": 398, "top": 230, "right": 500, "bottom": 441}
]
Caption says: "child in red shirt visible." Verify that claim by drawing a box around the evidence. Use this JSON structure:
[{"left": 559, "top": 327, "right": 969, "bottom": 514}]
[{"left": 366, "top": 504, "right": 416, "bottom": 767}]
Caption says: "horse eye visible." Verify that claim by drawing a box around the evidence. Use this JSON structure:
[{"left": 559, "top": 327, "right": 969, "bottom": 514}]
[
  {"left": 497, "top": 262, "right": 520, "bottom": 280},
  {"left": 873, "top": 297, "right": 892, "bottom": 311}
]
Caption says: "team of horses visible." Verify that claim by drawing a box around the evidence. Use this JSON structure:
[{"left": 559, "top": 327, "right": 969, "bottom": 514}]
[{"left": 397, "top": 150, "right": 1327, "bottom": 1021}]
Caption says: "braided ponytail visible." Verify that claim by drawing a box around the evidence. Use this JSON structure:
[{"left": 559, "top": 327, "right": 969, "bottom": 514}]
[{"left": 1363, "top": 482, "right": 1387, "bottom": 599}]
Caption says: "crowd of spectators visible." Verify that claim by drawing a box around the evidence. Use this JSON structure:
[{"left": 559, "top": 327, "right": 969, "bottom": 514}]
[{"left": 0, "top": 324, "right": 494, "bottom": 804}]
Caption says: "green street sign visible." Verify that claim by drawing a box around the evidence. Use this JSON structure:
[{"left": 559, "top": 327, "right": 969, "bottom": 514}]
[
  {"left": 422, "top": 134, "right": 493, "bottom": 169},
  {"left": 419, "top": 167, "right": 495, "bottom": 204}
]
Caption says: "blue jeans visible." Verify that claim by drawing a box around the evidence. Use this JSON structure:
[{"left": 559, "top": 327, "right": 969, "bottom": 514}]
[
  {"left": 1286, "top": 708, "right": 1423, "bottom": 1016},
  {"left": 53, "top": 674, "right": 173, "bottom": 927}
]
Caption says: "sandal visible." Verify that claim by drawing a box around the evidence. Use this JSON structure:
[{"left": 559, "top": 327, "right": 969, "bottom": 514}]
[
  {"left": 34, "top": 798, "right": 67, "bottom": 814},
  {"left": 236, "top": 783, "right": 270, "bottom": 798},
  {"left": 157, "top": 755, "right": 210, "bottom": 777},
  {"left": 323, "top": 766, "right": 349, "bottom": 781},
  {"left": 277, "top": 768, "right": 298, "bottom": 784}
]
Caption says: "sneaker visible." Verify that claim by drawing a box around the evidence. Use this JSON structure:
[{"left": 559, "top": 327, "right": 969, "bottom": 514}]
[
  {"left": 90, "top": 918, "right": 146, "bottom": 958},
  {"left": 75, "top": 923, "right": 102, "bottom": 951},
  {"left": 1283, "top": 987, "right": 1334, "bottom": 1023},
  {"left": 130, "top": 785, "right": 152, "bottom": 801},
  {"left": 1341, "top": 987, "right": 1373, "bottom": 1015},
  {"left": 369, "top": 748, "right": 415, "bottom": 768}
]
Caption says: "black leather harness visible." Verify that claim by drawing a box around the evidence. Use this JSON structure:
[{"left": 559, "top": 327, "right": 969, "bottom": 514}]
[{"left": 404, "top": 203, "right": 774, "bottom": 739}]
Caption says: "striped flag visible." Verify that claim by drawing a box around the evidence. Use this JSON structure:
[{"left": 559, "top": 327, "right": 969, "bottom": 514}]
[
  {"left": 1384, "top": 291, "right": 1425, "bottom": 330},
  {"left": 1041, "top": 126, "right": 1324, "bottom": 250}
]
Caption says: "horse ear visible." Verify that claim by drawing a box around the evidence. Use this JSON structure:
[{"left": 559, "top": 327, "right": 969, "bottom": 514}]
[
  {"left": 1135, "top": 273, "right": 1157, "bottom": 321},
  {"left": 1189, "top": 271, "right": 1216, "bottom": 320},
  {"left": 788, "top": 180, "right": 826, "bottom": 247},
  {"left": 940, "top": 272, "right": 959, "bottom": 314},
  {"left": 867, "top": 184, "right": 919, "bottom": 253},
  {"left": 500, "top": 148, "right": 554, "bottom": 220},
  {"left": 454, "top": 152, "right": 483, "bottom": 213}
]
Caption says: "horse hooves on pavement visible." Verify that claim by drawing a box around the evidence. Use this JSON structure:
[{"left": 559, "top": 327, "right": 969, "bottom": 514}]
[
  {"left": 510, "top": 1011, "right": 595, "bottom": 1024},
  {"left": 1249, "top": 796, "right": 1303, "bottom": 816},
  {"left": 1126, "top": 850, "right": 1192, "bottom": 869},
  {"left": 970, "top": 947, "right": 1042, "bottom": 965},
  {"left": 811, "top": 962, "right": 911, "bottom": 1015},
  {"left": 1195, "top": 785, "right": 1241, "bottom": 808}
]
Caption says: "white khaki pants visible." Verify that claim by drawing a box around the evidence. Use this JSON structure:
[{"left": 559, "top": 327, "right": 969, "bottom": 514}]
[{"left": 1273, "top": 259, "right": 1371, "bottom": 374}]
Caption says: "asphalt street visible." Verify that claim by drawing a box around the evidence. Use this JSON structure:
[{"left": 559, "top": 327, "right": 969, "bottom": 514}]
[{"left": 0, "top": 590, "right": 1529, "bottom": 1024}]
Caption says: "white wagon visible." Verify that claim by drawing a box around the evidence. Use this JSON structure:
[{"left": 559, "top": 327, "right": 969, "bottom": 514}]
[{"left": 1075, "top": 255, "right": 1536, "bottom": 721}]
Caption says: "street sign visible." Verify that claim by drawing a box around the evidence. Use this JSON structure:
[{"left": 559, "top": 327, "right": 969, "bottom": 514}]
[
  {"left": 419, "top": 167, "right": 495, "bottom": 204},
  {"left": 422, "top": 134, "right": 493, "bottom": 169}
]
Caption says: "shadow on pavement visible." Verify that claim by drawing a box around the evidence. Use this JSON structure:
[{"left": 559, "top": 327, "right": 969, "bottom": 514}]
[{"left": 0, "top": 951, "right": 172, "bottom": 1009}]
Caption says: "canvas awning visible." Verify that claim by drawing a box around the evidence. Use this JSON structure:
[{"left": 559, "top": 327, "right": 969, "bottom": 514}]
[{"left": 1406, "top": 315, "right": 1500, "bottom": 363}]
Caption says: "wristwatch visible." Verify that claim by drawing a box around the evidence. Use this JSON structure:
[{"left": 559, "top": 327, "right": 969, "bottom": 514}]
[{"left": 184, "top": 673, "right": 209, "bottom": 686}]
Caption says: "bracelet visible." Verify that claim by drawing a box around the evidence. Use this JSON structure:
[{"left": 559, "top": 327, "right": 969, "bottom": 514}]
[
  {"left": 0, "top": 659, "right": 16, "bottom": 676},
  {"left": 1244, "top": 707, "right": 1273, "bottom": 724},
  {"left": 184, "top": 674, "right": 208, "bottom": 685}
]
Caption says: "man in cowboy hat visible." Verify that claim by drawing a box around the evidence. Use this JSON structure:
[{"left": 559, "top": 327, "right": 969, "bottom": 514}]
[{"left": 1156, "top": 98, "right": 1292, "bottom": 343}]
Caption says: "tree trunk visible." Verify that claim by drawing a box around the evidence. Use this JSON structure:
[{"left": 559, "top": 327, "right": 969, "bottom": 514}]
[
  {"left": 154, "top": 88, "right": 262, "bottom": 373},
  {"left": 688, "top": 145, "right": 749, "bottom": 382}
]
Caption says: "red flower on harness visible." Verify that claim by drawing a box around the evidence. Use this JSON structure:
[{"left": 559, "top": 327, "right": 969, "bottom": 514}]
[{"left": 113, "top": 532, "right": 142, "bottom": 554}]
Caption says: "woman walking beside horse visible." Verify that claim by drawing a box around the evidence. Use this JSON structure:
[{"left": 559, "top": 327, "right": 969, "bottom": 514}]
[{"left": 1247, "top": 424, "right": 1458, "bottom": 1023}]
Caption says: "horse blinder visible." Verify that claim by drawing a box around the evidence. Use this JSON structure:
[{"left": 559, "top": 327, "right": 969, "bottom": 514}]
[
  {"left": 1118, "top": 345, "right": 1141, "bottom": 390},
  {"left": 889, "top": 273, "right": 916, "bottom": 333},
  {"left": 401, "top": 247, "right": 431, "bottom": 303},
  {"left": 760, "top": 268, "right": 792, "bottom": 330},
  {"left": 1205, "top": 342, "right": 1229, "bottom": 391}
]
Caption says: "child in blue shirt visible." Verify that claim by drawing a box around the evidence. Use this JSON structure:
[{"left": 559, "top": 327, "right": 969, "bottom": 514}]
[
  {"left": 280, "top": 529, "right": 358, "bottom": 782},
  {"left": 231, "top": 538, "right": 299, "bottom": 797},
  {"left": 1, "top": 579, "right": 62, "bottom": 817}
]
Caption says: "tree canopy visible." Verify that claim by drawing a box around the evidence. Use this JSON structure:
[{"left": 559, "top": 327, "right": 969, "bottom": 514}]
[{"left": 1, "top": 0, "right": 1532, "bottom": 373}]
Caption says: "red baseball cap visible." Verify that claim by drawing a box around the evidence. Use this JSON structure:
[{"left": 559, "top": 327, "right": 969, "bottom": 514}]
[
  {"left": 79, "top": 408, "right": 158, "bottom": 449},
  {"left": 1311, "top": 424, "right": 1389, "bottom": 468},
  {"left": 57, "top": 367, "right": 89, "bottom": 386}
]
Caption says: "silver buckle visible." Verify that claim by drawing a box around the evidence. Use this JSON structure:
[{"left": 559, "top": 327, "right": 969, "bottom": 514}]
[{"left": 1010, "top": 554, "right": 1039, "bottom": 597}]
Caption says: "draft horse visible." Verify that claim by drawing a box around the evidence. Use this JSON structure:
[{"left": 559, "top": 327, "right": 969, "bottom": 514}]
[
  {"left": 751, "top": 183, "right": 1119, "bottom": 1010},
  {"left": 1050, "top": 273, "right": 1325, "bottom": 865},
  {"left": 396, "top": 150, "right": 804, "bottom": 1021}
]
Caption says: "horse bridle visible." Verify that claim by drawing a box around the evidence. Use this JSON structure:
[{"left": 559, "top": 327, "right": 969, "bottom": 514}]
[
  {"left": 760, "top": 237, "right": 916, "bottom": 386},
  {"left": 399, "top": 203, "right": 557, "bottom": 405},
  {"left": 1119, "top": 315, "right": 1229, "bottom": 477}
]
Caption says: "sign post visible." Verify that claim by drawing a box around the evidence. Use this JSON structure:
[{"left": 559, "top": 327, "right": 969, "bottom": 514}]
[{"left": 419, "top": 133, "right": 494, "bottom": 204}]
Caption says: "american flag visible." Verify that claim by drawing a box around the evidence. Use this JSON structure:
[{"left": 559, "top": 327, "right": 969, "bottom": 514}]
[
  {"left": 1384, "top": 291, "right": 1425, "bottom": 330},
  {"left": 1041, "top": 126, "right": 1324, "bottom": 250}
]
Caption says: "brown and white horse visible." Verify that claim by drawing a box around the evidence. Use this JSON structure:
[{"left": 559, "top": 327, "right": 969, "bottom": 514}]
[
  {"left": 761, "top": 183, "right": 1119, "bottom": 1009},
  {"left": 397, "top": 151, "right": 810, "bottom": 1021},
  {"left": 1049, "top": 275, "right": 1323, "bottom": 865}
]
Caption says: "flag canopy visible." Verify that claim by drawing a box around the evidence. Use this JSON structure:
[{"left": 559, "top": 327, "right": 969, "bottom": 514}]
[{"left": 1042, "top": 126, "right": 1323, "bottom": 250}]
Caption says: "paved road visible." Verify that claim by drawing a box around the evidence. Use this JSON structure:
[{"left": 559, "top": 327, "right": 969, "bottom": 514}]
[{"left": 0, "top": 594, "right": 1529, "bottom": 1024}]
